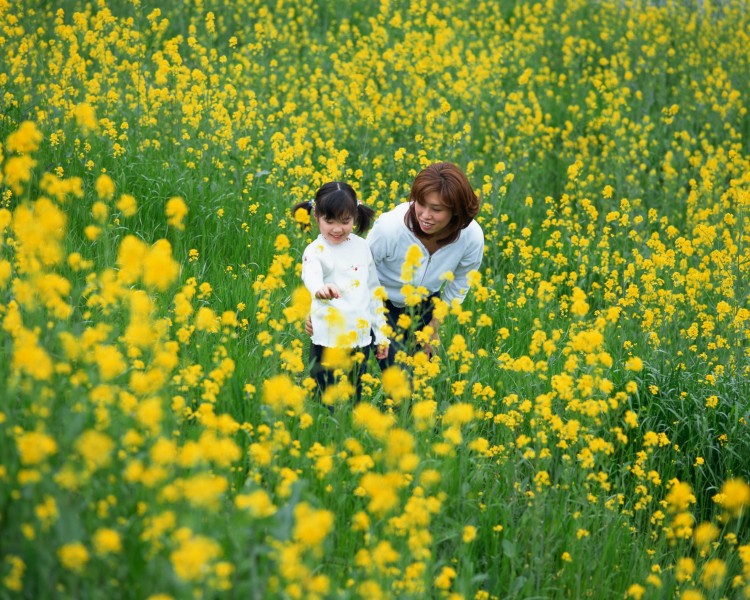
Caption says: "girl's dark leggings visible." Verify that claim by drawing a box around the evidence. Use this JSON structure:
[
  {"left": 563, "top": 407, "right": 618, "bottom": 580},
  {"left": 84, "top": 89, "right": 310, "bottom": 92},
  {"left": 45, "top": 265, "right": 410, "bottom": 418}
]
[{"left": 309, "top": 343, "right": 371, "bottom": 403}]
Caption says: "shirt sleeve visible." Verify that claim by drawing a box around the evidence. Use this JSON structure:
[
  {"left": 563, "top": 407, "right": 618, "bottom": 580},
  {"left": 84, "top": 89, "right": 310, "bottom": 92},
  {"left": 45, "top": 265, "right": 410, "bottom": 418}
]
[
  {"left": 442, "top": 224, "right": 485, "bottom": 305},
  {"left": 366, "top": 211, "right": 392, "bottom": 268},
  {"left": 301, "top": 245, "right": 325, "bottom": 295}
]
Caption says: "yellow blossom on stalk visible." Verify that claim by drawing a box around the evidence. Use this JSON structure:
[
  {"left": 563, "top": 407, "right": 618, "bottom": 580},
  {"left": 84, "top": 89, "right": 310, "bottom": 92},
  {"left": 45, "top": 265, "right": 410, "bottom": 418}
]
[
  {"left": 92, "top": 528, "right": 122, "bottom": 556},
  {"left": 443, "top": 403, "right": 474, "bottom": 428},
  {"left": 352, "top": 403, "right": 395, "bottom": 440},
  {"left": 700, "top": 558, "right": 726, "bottom": 590},
  {"left": 142, "top": 240, "right": 180, "bottom": 291},
  {"left": 435, "top": 566, "right": 456, "bottom": 590},
  {"left": 2, "top": 556, "right": 25, "bottom": 592},
  {"left": 94, "top": 344, "right": 127, "bottom": 381},
  {"left": 75, "top": 429, "right": 114, "bottom": 471},
  {"left": 381, "top": 366, "right": 411, "bottom": 405},
  {"left": 294, "top": 207, "right": 311, "bottom": 227},
  {"left": 4, "top": 155, "right": 37, "bottom": 195},
  {"left": 283, "top": 286, "right": 312, "bottom": 322},
  {"left": 666, "top": 480, "right": 695, "bottom": 513},
  {"left": 292, "top": 502, "right": 334, "bottom": 548},
  {"left": 116, "top": 193, "right": 137, "bottom": 217},
  {"left": 625, "top": 356, "right": 644, "bottom": 372},
  {"left": 462, "top": 525, "right": 477, "bottom": 543},
  {"left": 262, "top": 374, "right": 306, "bottom": 414},
  {"left": 693, "top": 522, "right": 719, "bottom": 549},
  {"left": 95, "top": 174, "right": 115, "bottom": 200},
  {"left": 235, "top": 490, "right": 277, "bottom": 518},
  {"left": 117, "top": 235, "right": 148, "bottom": 284},
  {"left": 626, "top": 584, "right": 645, "bottom": 599},
  {"left": 182, "top": 473, "right": 228, "bottom": 510},
  {"left": 570, "top": 287, "right": 589, "bottom": 316},
  {"left": 714, "top": 478, "right": 750, "bottom": 518},
  {"left": 401, "top": 244, "right": 423, "bottom": 282},
  {"left": 16, "top": 431, "right": 57, "bottom": 465},
  {"left": 321, "top": 346, "right": 353, "bottom": 371},
  {"left": 359, "top": 472, "right": 401, "bottom": 515},
  {"left": 170, "top": 529, "right": 222, "bottom": 582},
  {"left": 74, "top": 102, "right": 98, "bottom": 133},
  {"left": 195, "top": 307, "right": 219, "bottom": 332},
  {"left": 166, "top": 196, "right": 188, "bottom": 230},
  {"left": 6, "top": 121, "right": 43, "bottom": 154},
  {"left": 58, "top": 542, "right": 89, "bottom": 573},
  {"left": 676, "top": 557, "right": 696, "bottom": 583}
]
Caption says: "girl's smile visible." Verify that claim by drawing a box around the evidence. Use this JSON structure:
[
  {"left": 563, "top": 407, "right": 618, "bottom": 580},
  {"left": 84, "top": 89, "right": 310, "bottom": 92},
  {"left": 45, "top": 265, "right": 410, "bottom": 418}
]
[{"left": 317, "top": 214, "right": 354, "bottom": 245}]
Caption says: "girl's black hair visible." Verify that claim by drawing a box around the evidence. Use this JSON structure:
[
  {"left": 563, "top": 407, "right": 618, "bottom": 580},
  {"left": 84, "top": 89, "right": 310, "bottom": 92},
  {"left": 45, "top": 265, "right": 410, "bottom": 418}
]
[{"left": 292, "top": 181, "right": 375, "bottom": 233}]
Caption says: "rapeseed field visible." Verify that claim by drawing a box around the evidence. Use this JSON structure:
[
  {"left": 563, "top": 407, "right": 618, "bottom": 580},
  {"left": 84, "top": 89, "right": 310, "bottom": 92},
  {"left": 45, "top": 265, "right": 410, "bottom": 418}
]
[{"left": 1, "top": 0, "right": 748, "bottom": 598}]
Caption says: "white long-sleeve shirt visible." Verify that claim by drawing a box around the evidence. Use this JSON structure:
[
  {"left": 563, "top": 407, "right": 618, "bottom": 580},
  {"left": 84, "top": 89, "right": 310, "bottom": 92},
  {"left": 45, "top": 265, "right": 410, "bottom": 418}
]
[
  {"left": 366, "top": 202, "right": 485, "bottom": 307},
  {"left": 302, "top": 233, "right": 388, "bottom": 348}
]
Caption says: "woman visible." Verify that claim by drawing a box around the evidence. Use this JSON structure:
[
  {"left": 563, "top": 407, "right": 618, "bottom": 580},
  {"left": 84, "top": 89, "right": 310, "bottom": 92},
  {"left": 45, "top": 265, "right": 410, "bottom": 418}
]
[{"left": 367, "top": 161, "right": 484, "bottom": 367}]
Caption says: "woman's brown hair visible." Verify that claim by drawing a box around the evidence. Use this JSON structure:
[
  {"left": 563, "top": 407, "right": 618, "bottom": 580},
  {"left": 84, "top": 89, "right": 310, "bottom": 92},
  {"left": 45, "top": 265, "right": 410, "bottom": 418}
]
[{"left": 406, "top": 162, "right": 479, "bottom": 246}]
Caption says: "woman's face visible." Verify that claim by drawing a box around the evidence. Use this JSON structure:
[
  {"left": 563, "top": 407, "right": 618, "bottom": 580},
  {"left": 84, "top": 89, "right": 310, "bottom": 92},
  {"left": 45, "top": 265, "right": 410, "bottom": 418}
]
[{"left": 414, "top": 192, "right": 454, "bottom": 237}]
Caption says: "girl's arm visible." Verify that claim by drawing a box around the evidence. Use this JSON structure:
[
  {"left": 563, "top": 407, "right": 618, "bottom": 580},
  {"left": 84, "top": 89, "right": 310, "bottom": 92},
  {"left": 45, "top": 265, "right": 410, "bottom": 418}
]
[{"left": 301, "top": 246, "right": 327, "bottom": 297}]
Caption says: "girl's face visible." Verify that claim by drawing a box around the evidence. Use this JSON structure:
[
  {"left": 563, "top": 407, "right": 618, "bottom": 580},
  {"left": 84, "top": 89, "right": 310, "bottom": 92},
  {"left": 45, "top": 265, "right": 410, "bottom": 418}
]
[
  {"left": 414, "top": 192, "right": 454, "bottom": 237},
  {"left": 316, "top": 213, "right": 354, "bottom": 245}
]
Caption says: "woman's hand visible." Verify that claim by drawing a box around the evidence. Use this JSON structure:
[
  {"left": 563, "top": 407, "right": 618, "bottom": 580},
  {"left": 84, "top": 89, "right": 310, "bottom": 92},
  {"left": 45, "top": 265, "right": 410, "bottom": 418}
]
[
  {"left": 375, "top": 342, "right": 389, "bottom": 360},
  {"left": 315, "top": 284, "right": 341, "bottom": 299},
  {"left": 305, "top": 315, "right": 313, "bottom": 336}
]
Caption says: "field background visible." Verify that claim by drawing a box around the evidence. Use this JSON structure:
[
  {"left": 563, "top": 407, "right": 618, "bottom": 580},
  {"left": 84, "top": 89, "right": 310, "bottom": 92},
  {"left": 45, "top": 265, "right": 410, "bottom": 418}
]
[{"left": 1, "top": 0, "right": 749, "bottom": 598}]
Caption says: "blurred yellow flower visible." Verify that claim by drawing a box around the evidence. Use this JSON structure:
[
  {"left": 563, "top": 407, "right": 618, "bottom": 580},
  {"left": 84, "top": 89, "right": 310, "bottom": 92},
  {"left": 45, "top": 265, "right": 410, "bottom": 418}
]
[
  {"left": 58, "top": 542, "right": 89, "bottom": 573},
  {"left": 166, "top": 196, "right": 188, "bottom": 230},
  {"left": 95, "top": 174, "right": 115, "bottom": 200},
  {"left": 116, "top": 193, "right": 138, "bottom": 217},
  {"left": 6, "top": 121, "right": 43, "bottom": 154}
]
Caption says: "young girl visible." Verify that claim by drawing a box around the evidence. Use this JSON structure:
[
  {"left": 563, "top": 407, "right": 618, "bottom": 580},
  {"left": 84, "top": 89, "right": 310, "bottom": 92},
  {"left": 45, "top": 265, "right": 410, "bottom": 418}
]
[{"left": 293, "top": 182, "right": 389, "bottom": 405}]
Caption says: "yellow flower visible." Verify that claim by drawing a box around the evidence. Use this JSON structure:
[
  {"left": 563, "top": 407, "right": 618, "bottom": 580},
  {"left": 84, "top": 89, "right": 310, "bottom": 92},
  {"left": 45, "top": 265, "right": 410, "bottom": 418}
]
[
  {"left": 380, "top": 366, "right": 411, "bottom": 405},
  {"left": 58, "top": 542, "right": 89, "bottom": 573},
  {"left": 693, "top": 522, "right": 719, "bottom": 549},
  {"left": 74, "top": 102, "right": 98, "bottom": 133},
  {"left": 92, "top": 528, "right": 122, "bottom": 555},
  {"left": 75, "top": 430, "right": 115, "bottom": 471},
  {"left": 6, "top": 121, "right": 43, "bottom": 154},
  {"left": 95, "top": 344, "right": 127, "bottom": 381},
  {"left": 235, "top": 490, "right": 277, "bottom": 518},
  {"left": 166, "top": 196, "right": 188, "bottom": 230},
  {"left": 292, "top": 502, "right": 334, "bottom": 548},
  {"left": 625, "top": 356, "right": 644, "bottom": 371},
  {"left": 400, "top": 244, "right": 423, "bottom": 282},
  {"left": 715, "top": 478, "right": 750, "bottom": 518},
  {"left": 462, "top": 525, "right": 477, "bottom": 543},
  {"left": 170, "top": 529, "right": 221, "bottom": 582},
  {"left": 116, "top": 193, "right": 138, "bottom": 217},
  {"left": 700, "top": 558, "right": 726, "bottom": 590},
  {"left": 16, "top": 431, "right": 57, "bottom": 465},
  {"left": 95, "top": 174, "right": 115, "bottom": 200},
  {"left": 435, "top": 566, "right": 456, "bottom": 590},
  {"left": 4, "top": 155, "right": 37, "bottom": 195},
  {"left": 142, "top": 240, "right": 180, "bottom": 291}
]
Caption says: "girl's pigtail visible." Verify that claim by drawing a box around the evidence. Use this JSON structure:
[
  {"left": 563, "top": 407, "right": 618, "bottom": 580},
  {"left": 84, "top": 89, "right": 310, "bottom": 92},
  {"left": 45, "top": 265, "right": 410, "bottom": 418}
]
[{"left": 355, "top": 202, "right": 376, "bottom": 234}]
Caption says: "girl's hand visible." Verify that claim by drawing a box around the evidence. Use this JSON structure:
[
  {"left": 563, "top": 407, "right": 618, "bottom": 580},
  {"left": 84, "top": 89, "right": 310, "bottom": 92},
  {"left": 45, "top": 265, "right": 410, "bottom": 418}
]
[
  {"left": 304, "top": 315, "right": 313, "bottom": 336},
  {"left": 315, "top": 284, "right": 341, "bottom": 299},
  {"left": 375, "top": 342, "right": 389, "bottom": 360}
]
